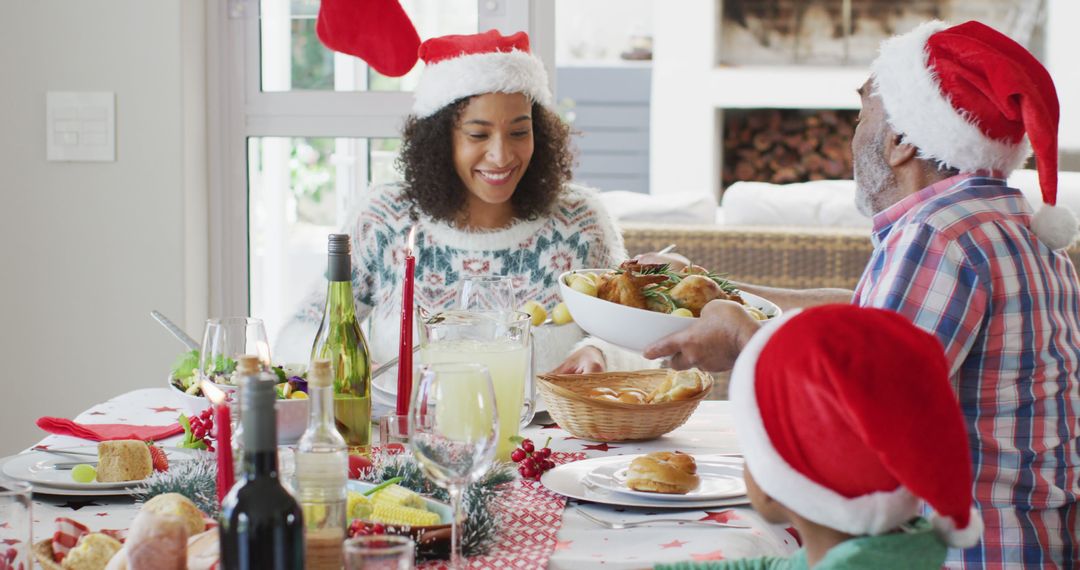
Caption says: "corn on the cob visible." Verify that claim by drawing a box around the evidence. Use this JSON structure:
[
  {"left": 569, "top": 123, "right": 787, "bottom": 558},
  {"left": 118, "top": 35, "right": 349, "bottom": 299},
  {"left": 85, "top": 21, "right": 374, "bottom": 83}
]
[
  {"left": 347, "top": 492, "right": 373, "bottom": 520},
  {"left": 370, "top": 485, "right": 424, "bottom": 508},
  {"left": 370, "top": 502, "right": 440, "bottom": 527}
]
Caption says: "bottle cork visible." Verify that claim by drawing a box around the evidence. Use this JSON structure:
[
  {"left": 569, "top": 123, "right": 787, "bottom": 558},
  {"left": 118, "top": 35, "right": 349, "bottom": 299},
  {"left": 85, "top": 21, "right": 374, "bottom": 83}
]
[
  {"left": 309, "top": 358, "right": 333, "bottom": 388},
  {"left": 237, "top": 354, "right": 261, "bottom": 376}
]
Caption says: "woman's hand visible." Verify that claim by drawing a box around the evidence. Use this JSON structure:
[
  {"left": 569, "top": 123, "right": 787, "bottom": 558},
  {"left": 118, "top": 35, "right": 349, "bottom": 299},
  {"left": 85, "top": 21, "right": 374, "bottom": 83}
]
[
  {"left": 643, "top": 300, "right": 762, "bottom": 372},
  {"left": 550, "top": 345, "right": 606, "bottom": 374}
]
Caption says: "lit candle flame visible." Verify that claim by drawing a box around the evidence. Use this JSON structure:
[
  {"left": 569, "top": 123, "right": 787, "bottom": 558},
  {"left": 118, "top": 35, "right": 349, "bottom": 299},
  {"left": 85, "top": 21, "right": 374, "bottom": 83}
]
[
  {"left": 201, "top": 380, "right": 227, "bottom": 406},
  {"left": 406, "top": 225, "right": 418, "bottom": 256}
]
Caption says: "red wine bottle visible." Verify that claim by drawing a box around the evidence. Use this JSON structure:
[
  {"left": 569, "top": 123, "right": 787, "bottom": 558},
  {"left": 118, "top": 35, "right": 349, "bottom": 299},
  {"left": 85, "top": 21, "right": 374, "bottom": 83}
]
[{"left": 219, "top": 355, "right": 305, "bottom": 569}]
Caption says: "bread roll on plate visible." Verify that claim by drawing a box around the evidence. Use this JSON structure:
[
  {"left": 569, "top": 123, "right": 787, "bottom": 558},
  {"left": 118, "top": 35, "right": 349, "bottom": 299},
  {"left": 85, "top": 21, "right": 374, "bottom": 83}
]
[{"left": 625, "top": 451, "right": 700, "bottom": 494}]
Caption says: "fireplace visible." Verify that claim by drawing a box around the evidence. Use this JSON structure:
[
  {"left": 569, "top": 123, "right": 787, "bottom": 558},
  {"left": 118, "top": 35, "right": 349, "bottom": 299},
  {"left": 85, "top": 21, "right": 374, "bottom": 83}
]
[{"left": 722, "top": 109, "right": 856, "bottom": 187}]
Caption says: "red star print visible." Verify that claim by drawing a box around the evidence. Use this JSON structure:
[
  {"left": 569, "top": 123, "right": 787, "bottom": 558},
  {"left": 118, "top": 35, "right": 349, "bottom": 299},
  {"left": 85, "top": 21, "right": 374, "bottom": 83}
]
[
  {"left": 581, "top": 443, "right": 618, "bottom": 452},
  {"left": 149, "top": 406, "right": 180, "bottom": 413},
  {"left": 0, "top": 522, "right": 9, "bottom": 529},
  {"left": 88, "top": 411, "right": 106, "bottom": 416},
  {"left": 32, "top": 445, "right": 50, "bottom": 451},
  {"left": 539, "top": 422, "right": 561, "bottom": 430},
  {"left": 660, "top": 539, "right": 689, "bottom": 549},
  {"left": 2, "top": 539, "right": 21, "bottom": 545},
  {"left": 690, "top": 550, "right": 725, "bottom": 561},
  {"left": 95, "top": 513, "right": 108, "bottom": 517},
  {"left": 699, "top": 511, "right": 737, "bottom": 523},
  {"left": 553, "top": 540, "right": 573, "bottom": 551}
]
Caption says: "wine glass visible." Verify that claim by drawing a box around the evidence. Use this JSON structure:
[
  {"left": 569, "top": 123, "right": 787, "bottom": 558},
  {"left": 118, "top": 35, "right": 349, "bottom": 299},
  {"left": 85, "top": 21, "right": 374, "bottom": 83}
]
[
  {"left": 199, "top": 317, "right": 272, "bottom": 387},
  {"left": 457, "top": 275, "right": 517, "bottom": 315},
  {"left": 409, "top": 363, "right": 498, "bottom": 569}
]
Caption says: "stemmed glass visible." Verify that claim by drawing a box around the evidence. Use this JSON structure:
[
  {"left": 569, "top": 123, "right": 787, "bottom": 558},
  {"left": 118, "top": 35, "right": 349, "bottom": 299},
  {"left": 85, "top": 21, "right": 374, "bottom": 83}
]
[
  {"left": 457, "top": 275, "right": 517, "bottom": 314},
  {"left": 199, "top": 317, "right": 272, "bottom": 387},
  {"left": 409, "top": 363, "right": 498, "bottom": 569}
]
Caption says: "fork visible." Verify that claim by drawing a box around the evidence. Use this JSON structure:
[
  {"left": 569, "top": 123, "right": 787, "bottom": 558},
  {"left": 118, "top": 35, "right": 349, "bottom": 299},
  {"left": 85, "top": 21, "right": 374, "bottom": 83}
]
[{"left": 576, "top": 508, "right": 750, "bottom": 530}]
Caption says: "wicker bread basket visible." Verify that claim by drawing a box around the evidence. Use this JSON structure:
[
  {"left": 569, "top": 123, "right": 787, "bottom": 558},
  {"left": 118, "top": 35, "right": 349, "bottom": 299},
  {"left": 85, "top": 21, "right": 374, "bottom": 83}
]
[{"left": 537, "top": 370, "right": 712, "bottom": 442}]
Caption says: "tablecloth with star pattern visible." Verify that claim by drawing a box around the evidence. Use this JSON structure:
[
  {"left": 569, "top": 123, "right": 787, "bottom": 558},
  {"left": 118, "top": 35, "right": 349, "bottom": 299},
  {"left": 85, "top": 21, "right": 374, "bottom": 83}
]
[{"left": 17, "top": 388, "right": 799, "bottom": 569}]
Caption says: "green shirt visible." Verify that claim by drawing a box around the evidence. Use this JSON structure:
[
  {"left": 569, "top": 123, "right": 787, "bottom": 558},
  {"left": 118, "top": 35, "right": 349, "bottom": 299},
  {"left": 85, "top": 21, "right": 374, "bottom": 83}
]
[{"left": 654, "top": 518, "right": 946, "bottom": 570}]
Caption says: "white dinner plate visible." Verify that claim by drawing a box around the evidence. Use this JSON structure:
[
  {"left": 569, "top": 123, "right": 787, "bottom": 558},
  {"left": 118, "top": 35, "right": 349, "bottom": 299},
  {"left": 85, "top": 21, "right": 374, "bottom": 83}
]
[
  {"left": 586, "top": 458, "right": 746, "bottom": 501},
  {"left": 0, "top": 456, "right": 136, "bottom": 497},
  {"left": 541, "top": 454, "right": 750, "bottom": 509},
  {"left": 2, "top": 446, "right": 197, "bottom": 491}
]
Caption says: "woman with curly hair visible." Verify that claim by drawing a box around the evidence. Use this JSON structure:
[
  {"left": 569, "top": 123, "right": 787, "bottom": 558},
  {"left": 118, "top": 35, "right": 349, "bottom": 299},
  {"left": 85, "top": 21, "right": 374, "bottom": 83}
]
[{"left": 279, "top": 30, "right": 629, "bottom": 375}]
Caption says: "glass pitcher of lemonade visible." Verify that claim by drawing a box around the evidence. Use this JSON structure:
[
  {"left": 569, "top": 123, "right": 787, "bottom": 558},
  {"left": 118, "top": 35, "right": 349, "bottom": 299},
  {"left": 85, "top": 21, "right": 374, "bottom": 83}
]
[{"left": 418, "top": 310, "right": 533, "bottom": 461}]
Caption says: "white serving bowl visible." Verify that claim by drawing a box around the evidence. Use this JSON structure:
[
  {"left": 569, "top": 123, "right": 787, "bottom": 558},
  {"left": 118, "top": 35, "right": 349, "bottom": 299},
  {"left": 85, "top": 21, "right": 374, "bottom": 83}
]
[
  {"left": 166, "top": 375, "right": 309, "bottom": 444},
  {"left": 557, "top": 269, "right": 782, "bottom": 352}
]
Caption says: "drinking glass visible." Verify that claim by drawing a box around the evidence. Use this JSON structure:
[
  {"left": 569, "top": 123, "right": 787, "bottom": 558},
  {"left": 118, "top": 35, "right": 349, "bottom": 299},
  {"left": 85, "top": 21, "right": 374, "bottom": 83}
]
[
  {"left": 418, "top": 310, "right": 534, "bottom": 460},
  {"left": 457, "top": 275, "right": 517, "bottom": 314},
  {"left": 344, "top": 535, "right": 415, "bottom": 569},
  {"left": 378, "top": 414, "right": 410, "bottom": 454},
  {"left": 199, "top": 317, "right": 272, "bottom": 387},
  {"left": 409, "top": 363, "right": 498, "bottom": 569},
  {"left": 0, "top": 477, "right": 32, "bottom": 570}
]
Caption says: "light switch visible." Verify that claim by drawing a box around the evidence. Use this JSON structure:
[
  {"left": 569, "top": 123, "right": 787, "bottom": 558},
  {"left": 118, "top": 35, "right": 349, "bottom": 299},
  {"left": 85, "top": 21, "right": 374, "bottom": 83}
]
[{"left": 46, "top": 92, "right": 115, "bottom": 162}]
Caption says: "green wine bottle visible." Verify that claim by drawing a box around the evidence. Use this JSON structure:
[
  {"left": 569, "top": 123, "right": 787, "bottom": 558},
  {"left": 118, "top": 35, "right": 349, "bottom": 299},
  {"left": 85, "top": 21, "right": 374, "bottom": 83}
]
[{"left": 310, "top": 234, "right": 372, "bottom": 456}]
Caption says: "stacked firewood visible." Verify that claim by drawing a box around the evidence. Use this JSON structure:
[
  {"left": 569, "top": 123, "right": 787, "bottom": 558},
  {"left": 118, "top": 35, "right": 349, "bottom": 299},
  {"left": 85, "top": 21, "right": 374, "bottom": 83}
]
[{"left": 722, "top": 109, "right": 857, "bottom": 187}]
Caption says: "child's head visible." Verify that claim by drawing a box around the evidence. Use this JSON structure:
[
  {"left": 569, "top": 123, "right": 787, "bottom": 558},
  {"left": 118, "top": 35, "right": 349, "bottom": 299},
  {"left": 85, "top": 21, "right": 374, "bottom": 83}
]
[{"left": 730, "top": 304, "right": 982, "bottom": 548}]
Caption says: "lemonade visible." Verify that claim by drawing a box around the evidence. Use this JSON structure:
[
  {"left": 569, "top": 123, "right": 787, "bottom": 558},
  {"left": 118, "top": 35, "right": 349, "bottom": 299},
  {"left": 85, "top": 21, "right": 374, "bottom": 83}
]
[{"left": 420, "top": 338, "right": 529, "bottom": 460}]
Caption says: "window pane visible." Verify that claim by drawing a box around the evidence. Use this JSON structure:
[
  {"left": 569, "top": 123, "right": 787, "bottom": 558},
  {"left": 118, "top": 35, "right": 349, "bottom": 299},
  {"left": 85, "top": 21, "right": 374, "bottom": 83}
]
[
  {"left": 248, "top": 136, "right": 402, "bottom": 343},
  {"left": 260, "top": 0, "right": 477, "bottom": 92}
]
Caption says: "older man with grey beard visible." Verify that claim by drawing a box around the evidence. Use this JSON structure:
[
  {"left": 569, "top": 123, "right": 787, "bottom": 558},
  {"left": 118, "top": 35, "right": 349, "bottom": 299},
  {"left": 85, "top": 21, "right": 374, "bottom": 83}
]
[{"left": 646, "top": 21, "right": 1080, "bottom": 568}]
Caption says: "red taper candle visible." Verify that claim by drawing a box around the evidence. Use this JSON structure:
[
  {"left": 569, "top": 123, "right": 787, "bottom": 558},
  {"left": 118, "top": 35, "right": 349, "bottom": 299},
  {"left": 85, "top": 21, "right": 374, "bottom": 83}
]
[
  {"left": 396, "top": 226, "right": 418, "bottom": 415},
  {"left": 202, "top": 381, "right": 235, "bottom": 505}
]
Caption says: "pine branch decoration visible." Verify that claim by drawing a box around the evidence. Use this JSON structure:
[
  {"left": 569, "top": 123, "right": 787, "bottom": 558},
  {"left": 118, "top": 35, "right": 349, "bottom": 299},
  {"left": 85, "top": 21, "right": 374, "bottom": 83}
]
[{"left": 132, "top": 451, "right": 219, "bottom": 517}]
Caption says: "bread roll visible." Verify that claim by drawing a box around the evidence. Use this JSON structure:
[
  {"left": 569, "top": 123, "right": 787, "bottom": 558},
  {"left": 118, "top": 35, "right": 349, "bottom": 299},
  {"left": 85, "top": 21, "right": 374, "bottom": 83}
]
[
  {"left": 126, "top": 511, "right": 189, "bottom": 570},
  {"left": 96, "top": 441, "right": 152, "bottom": 483},
  {"left": 589, "top": 386, "right": 648, "bottom": 404},
  {"left": 615, "top": 389, "right": 647, "bottom": 404},
  {"left": 626, "top": 451, "right": 700, "bottom": 494},
  {"left": 142, "top": 493, "right": 206, "bottom": 536},
  {"left": 186, "top": 530, "right": 220, "bottom": 570},
  {"left": 61, "top": 533, "right": 122, "bottom": 570},
  {"left": 648, "top": 369, "right": 708, "bottom": 403},
  {"left": 588, "top": 387, "right": 618, "bottom": 399}
]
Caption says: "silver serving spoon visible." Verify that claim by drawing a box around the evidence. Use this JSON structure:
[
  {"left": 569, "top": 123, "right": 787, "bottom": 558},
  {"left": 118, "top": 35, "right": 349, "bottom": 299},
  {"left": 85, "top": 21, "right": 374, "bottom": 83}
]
[{"left": 151, "top": 310, "right": 200, "bottom": 352}]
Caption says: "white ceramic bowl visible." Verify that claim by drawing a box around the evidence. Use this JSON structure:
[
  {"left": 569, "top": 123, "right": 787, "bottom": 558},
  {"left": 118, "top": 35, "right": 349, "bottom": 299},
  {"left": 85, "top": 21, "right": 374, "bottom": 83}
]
[
  {"left": 557, "top": 269, "right": 782, "bottom": 352},
  {"left": 166, "top": 375, "right": 309, "bottom": 444}
]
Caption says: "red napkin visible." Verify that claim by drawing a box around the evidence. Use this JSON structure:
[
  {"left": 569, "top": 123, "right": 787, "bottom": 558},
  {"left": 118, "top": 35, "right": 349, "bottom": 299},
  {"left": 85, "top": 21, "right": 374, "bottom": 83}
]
[{"left": 36, "top": 417, "right": 183, "bottom": 442}]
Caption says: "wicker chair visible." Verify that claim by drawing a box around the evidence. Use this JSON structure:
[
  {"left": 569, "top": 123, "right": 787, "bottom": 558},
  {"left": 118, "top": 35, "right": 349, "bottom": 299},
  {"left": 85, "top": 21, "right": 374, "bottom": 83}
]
[{"left": 621, "top": 222, "right": 1080, "bottom": 290}]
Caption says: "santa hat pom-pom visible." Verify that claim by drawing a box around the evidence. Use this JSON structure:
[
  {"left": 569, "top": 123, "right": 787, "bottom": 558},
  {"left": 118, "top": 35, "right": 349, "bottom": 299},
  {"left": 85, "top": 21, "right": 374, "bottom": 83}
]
[
  {"left": 931, "top": 507, "right": 984, "bottom": 548},
  {"left": 1032, "top": 204, "right": 1080, "bottom": 250}
]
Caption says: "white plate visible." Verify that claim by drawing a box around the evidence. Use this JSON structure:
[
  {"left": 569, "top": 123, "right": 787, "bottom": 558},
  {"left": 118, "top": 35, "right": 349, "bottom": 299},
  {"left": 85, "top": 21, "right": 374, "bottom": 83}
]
[
  {"left": 541, "top": 454, "right": 750, "bottom": 509},
  {"left": 1, "top": 446, "right": 198, "bottom": 491},
  {"left": 586, "top": 458, "right": 746, "bottom": 501},
  {"left": 0, "top": 456, "right": 136, "bottom": 497},
  {"left": 558, "top": 269, "right": 781, "bottom": 352}
]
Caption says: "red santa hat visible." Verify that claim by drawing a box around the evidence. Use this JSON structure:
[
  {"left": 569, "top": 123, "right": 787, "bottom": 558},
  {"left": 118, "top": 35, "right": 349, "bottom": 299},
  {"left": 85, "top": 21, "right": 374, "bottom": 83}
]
[
  {"left": 315, "top": 0, "right": 421, "bottom": 77},
  {"left": 730, "top": 304, "right": 982, "bottom": 548},
  {"left": 412, "top": 30, "right": 552, "bottom": 118},
  {"left": 871, "top": 20, "right": 1078, "bottom": 250}
]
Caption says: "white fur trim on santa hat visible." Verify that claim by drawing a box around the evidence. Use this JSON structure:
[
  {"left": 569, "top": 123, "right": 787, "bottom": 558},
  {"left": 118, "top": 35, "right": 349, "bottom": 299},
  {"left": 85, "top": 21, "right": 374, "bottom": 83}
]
[
  {"left": 871, "top": 20, "right": 1032, "bottom": 174},
  {"left": 1032, "top": 203, "right": 1080, "bottom": 250},
  {"left": 730, "top": 310, "right": 921, "bottom": 536},
  {"left": 931, "top": 506, "right": 984, "bottom": 548},
  {"left": 412, "top": 50, "right": 552, "bottom": 118}
]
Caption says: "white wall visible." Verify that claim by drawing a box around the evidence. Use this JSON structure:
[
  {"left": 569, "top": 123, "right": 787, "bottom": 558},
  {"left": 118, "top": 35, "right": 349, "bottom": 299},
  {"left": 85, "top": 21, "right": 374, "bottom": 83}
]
[{"left": 0, "top": 0, "right": 207, "bottom": 455}]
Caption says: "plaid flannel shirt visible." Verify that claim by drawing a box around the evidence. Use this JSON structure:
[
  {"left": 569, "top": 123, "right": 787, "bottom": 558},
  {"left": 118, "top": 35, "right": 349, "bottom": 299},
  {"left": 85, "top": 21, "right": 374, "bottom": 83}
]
[{"left": 854, "top": 172, "right": 1080, "bottom": 568}]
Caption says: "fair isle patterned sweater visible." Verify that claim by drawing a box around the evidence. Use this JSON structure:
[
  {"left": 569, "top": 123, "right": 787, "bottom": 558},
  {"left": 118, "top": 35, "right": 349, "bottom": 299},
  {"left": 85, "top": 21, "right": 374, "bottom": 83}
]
[{"left": 277, "top": 183, "right": 633, "bottom": 373}]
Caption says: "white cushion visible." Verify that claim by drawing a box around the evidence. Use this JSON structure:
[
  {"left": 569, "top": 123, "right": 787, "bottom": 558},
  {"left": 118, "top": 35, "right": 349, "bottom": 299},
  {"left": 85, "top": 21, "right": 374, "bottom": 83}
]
[
  {"left": 721, "top": 180, "right": 868, "bottom": 229},
  {"left": 599, "top": 190, "right": 718, "bottom": 225}
]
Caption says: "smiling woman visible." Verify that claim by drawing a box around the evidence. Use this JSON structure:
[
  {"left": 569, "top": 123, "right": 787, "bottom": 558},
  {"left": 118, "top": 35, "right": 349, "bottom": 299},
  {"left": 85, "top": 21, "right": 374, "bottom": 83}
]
[{"left": 275, "top": 30, "right": 626, "bottom": 376}]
